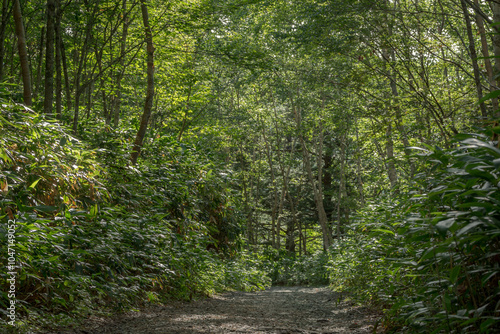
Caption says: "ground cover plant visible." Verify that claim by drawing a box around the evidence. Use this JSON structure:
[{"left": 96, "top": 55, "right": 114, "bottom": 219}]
[
  {"left": 329, "top": 130, "right": 500, "bottom": 332},
  {"left": 0, "top": 100, "right": 270, "bottom": 332}
]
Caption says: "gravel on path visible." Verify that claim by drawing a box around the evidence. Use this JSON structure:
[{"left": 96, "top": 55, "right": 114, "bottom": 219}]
[{"left": 52, "top": 286, "right": 381, "bottom": 334}]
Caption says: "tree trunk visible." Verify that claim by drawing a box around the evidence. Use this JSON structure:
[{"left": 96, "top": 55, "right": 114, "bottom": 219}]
[
  {"left": 0, "top": 0, "right": 11, "bottom": 81},
  {"left": 461, "top": 0, "right": 487, "bottom": 118},
  {"left": 336, "top": 130, "right": 346, "bottom": 237},
  {"left": 13, "top": 0, "right": 32, "bottom": 106},
  {"left": 55, "top": 0, "right": 62, "bottom": 118},
  {"left": 72, "top": 3, "right": 98, "bottom": 133},
  {"left": 9, "top": 34, "right": 15, "bottom": 77},
  {"left": 114, "top": 0, "right": 129, "bottom": 128},
  {"left": 35, "top": 26, "right": 44, "bottom": 99},
  {"left": 44, "top": 0, "right": 56, "bottom": 114},
  {"left": 355, "top": 116, "right": 364, "bottom": 206},
  {"left": 61, "top": 38, "right": 71, "bottom": 110},
  {"left": 386, "top": 123, "right": 398, "bottom": 188},
  {"left": 262, "top": 126, "right": 278, "bottom": 249},
  {"left": 130, "top": 0, "right": 155, "bottom": 164},
  {"left": 296, "top": 109, "right": 332, "bottom": 250},
  {"left": 474, "top": 0, "right": 498, "bottom": 114},
  {"left": 382, "top": 21, "right": 415, "bottom": 176},
  {"left": 488, "top": 1, "right": 500, "bottom": 91}
]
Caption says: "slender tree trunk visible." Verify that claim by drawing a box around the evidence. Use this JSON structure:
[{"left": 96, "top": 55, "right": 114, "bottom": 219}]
[
  {"left": 386, "top": 123, "right": 397, "bottom": 188},
  {"left": 475, "top": 0, "right": 498, "bottom": 114},
  {"left": 9, "top": 34, "right": 15, "bottom": 77},
  {"left": 95, "top": 47, "right": 109, "bottom": 123},
  {"left": 382, "top": 24, "right": 415, "bottom": 176},
  {"left": 35, "top": 26, "right": 44, "bottom": 99},
  {"left": 0, "top": 0, "right": 11, "bottom": 81},
  {"left": 337, "top": 130, "right": 346, "bottom": 237},
  {"left": 488, "top": 1, "right": 500, "bottom": 91},
  {"left": 73, "top": 3, "right": 97, "bottom": 133},
  {"left": 114, "top": 0, "right": 128, "bottom": 128},
  {"left": 55, "top": 0, "right": 62, "bottom": 118},
  {"left": 13, "top": 0, "right": 31, "bottom": 106},
  {"left": 44, "top": 0, "right": 56, "bottom": 114},
  {"left": 262, "top": 126, "right": 278, "bottom": 249},
  {"left": 131, "top": 0, "right": 155, "bottom": 164},
  {"left": 85, "top": 78, "right": 93, "bottom": 119},
  {"left": 461, "top": 0, "right": 487, "bottom": 118},
  {"left": 355, "top": 116, "right": 364, "bottom": 206},
  {"left": 61, "top": 39, "right": 71, "bottom": 110},
  {"left": 295, "top": 106, "right": 332, "bottom": 250}
]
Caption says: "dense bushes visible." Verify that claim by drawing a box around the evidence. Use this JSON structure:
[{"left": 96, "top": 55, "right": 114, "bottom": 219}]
[
  {"left": 259, "top": 248, "right": 330, "bottom": 286},
  {"left": 328, "top": 131, "right": 500, "bottom": 332},
  {"left": 0, "top": 102, "right": 270, "bottom": 332}
]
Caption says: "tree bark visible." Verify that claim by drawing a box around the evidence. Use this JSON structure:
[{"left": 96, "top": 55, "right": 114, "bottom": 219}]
[
  {"left": 72, "top": 3, "right": 98, "bottom": 133},
  {"left": 35, "top": 26, "right": 44, "bottom": 99},
  {"left": 114, "top": 0, "right": 129, "bottom": 127},
  {"left": 385, "top": 123, "right": 398, "bottom": 188},
  {"left": 0, "top": 0, "right": 11, "bottom": 81},
  {"left": 13, "top": 0, "right": 32, "bottom": 106},
  {"left": 355, "top": 116, "right": 364, "bottom": 206},
  {"left": 461, "top": 0, "right": 487, "bottom": 118},
  {"left": 488, "top": 0, "right": 500, "bottom": 91},
  {"left": 296, "top": 107, "right": 332, "bottom": 250},
  {"left": 55, "top": 0, "right": 62, "bottom": 118},
  {"left": 131, "top": 0, "right": 155, "bottom": 164},
  {"left": 474, "top": 0, "right": 498, "bottom": 114},
  {"left": 61, "top": 38, "right": 71, "bottom": 110},
  {"left": 44, "top": 0, "right": 56, "bottom": 114},
  {"left": 261, "top": 124, "right": 278, "bottom": 249},
  {"left": 336, "top": 129, "right": 346, "bottom": 237}
]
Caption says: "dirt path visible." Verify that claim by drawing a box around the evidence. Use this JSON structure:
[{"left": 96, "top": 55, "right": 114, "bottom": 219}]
[{"left": 57, "top": 286, "right": 380, "bottom": 334}]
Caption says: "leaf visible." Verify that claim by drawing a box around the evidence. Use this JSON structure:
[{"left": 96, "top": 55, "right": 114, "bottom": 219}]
[
  {"left": 29, "top": 205, "right": 58, "bottom": 213},
  {"left": 474, "top": 303, "right": 489, "bottom": 318},
  {"left": 480, "top": 318, "right": 496, "bottom": 332},
  {"left": 372, "top": 228, "right": 395, "bottom": 235},
  {"left": 90, "top": 204, "right": 98, "bottom": 217},
  {"left": 450, "top": 266, "right": 461, "bottom": 284},
  {"left": 29, "top": 178, "right": 41, "bottom": 189},
  {"left": 435, "top": 218, "right": 455, "bottom": 237},
  {"left": 457, "top": 221, "right": 483, "bottom": 236},
  {"left": 461, "top": 138, "right": 500, "bottom": 157},
  {"left": 482, "top": 271, "right": 499, "bottom": 286},
  {"left": 494, "top": 158, "right": 500, "bottom": 169},
  {"left": 479, "top": 90, "right": 500, "bottom": 104},
  {"left": 457, "top": 202, "right": 495, "bottom": 210}
]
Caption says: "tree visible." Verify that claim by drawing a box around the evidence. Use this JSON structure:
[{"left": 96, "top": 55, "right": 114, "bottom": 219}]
[
  {"left": 130, "top": 0, "right": 155, "bottom": 164},
  {"left": 12, "top": 0, "right": 31, "bottom": 106},
  {"left": 44, "top": 0, "right": 56, "bottom": 114}
]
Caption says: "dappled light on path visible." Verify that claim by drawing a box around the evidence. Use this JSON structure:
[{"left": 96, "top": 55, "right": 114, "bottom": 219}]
[{"left": 66, "top": 287, "right": 379, "bottom": 334}]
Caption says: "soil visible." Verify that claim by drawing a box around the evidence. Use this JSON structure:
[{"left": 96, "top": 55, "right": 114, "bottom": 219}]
[{"left": 51, "top": 286, "right": 382, "bottom": 334}]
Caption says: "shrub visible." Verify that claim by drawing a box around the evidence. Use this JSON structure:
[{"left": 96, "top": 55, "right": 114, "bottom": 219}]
[{"left": 328, "top": 131, "right": 500, "bottom": 332}]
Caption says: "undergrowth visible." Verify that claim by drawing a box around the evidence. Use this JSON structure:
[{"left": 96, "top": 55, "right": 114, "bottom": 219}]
[
  {"left": 0, "top": 100, "right": 270, "bottom": 333},
  {"left": 328, "top": 129, "right": 500, "bottom": 333},
  {"left": 259, "top": 248, "right": 329, "bottom": 286}
]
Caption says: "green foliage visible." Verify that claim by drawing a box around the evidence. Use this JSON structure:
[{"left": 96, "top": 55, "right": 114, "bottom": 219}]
[
  {"left": 259, "top": 248, "right": 329, "bottom": 286},
  {"left": 328, "top": 130, "right": 500, "bottom": 332},
  {"left": 0, "top": 101, "right": 270, "bottom": 332}
]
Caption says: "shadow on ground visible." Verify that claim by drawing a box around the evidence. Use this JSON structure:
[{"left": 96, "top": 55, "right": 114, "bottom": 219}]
[{"left": 50, "top": 286, "right": 381, "bottom": 334}]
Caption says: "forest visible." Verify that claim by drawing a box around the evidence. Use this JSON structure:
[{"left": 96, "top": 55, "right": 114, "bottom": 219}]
[{"left": 0, "top": 0, "right": 500, "bottom": 332}]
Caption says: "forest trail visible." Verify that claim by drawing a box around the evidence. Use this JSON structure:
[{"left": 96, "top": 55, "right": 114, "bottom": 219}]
[{"left": 55, "top": 286, "right": 380, "bottom": 334}]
